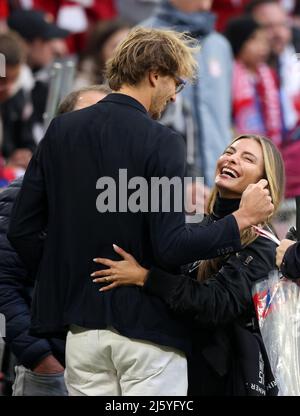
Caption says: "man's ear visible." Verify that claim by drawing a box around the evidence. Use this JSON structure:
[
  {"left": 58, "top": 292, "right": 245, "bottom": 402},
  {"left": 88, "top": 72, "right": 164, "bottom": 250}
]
[{"left": 148, "top": 71, "right": 159, "bottom": 88}]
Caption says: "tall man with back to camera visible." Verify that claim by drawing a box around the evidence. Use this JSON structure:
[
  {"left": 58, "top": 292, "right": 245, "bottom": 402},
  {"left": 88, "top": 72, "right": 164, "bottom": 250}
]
[{"left": 0, "top": 85, "right": 110, "bottom": 396}]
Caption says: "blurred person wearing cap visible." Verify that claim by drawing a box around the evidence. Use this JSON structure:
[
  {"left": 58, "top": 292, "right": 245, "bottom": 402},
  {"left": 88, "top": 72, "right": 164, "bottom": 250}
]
[
  {"left": 0, "top": 85, "right": 109, "bottom": 396},
  {"left": 225, "top": 15, "right": 282, "bottom": 143},
  {"left": 0, "top": 31, "right": 36, "bottom": 171},
  {"left": 7, "top": 9, "right": 69, "bottom": 144}
]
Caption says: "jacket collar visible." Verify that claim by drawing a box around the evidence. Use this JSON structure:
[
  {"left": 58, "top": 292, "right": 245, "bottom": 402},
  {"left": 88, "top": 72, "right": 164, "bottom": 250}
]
[{"left": 101, "top": 93, "right": 148, "bottom": 115}]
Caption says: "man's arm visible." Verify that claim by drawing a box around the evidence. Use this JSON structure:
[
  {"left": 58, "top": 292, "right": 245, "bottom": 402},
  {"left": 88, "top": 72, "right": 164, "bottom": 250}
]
[
  {"left": 7, "top": 120, "right": 54, "bottom": 276},
  {"left": 278, "top": 241, "right": 300, "bottom": 279}
]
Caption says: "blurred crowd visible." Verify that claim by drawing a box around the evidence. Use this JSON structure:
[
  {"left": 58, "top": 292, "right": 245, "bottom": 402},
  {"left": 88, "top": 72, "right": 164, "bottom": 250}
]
[{"left": 0, "top": 0, "right": 299, "bottom": 197}]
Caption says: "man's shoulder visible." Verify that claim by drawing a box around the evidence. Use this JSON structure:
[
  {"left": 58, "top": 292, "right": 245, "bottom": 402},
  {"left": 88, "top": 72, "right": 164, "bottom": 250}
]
[
  {"left": 150, "top": 119, "right": 185, "bottom": 145},
  {"left": 58, "top": 103, "right": 99, "bottom": 122},
  {"left": 127, "top": 112, "right": 185, "bottom": 152},
  {"left": 50, "top": 101, "right": 183, "bottom": 148},
  {"left": 49, "top": 104, "right": 100, "bottom": 135}
]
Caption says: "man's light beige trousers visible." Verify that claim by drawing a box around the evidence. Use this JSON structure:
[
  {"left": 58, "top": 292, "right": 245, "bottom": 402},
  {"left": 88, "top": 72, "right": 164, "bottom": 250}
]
[{"left": 65, "top": 325, "right": 187, "bottom": 396}]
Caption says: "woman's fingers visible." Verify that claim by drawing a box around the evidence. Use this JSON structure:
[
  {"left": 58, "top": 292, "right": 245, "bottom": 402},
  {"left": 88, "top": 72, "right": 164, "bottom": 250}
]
[
  {"left": 93, "top": 258, "right": 115, "bottom": 267},
  {"left": 113, "top": 244, "right": 136, "bottom": 262},
  {"left": 91, "top": 269, "right": 113, "bottom": 278},
  {"left": 93, "top": 276, "right": 115, "bottom": 283},
  {"left": 92, "top": 275, "right": 119, "bottom": 292},
  {"left": 93, "top": 246, "right": 137, "bottom": 270}
]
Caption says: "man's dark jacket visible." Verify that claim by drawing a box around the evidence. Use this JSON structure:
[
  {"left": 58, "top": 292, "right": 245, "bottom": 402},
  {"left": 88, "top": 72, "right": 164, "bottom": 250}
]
[
  {"left": 0, "top": 178, "right": 64, "bottom": 369},
  {"left": 281, "top": 241, "right": 300, "bottom": 279},
  {"left": 8, "top": 93, "right": 241, "bottom": 354}
]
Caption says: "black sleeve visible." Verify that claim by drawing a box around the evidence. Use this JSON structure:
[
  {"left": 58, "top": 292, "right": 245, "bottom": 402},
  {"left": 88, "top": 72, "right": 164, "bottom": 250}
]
[
  {"left": 143, "top": 238, "right": 276, "bottom": 327},
  {"left": 0, "top": 285, "right": 53, "bottom": 369},
  {"left": 0, "top": 181, "right": 52, "bottom": 369},
  {"left": 281, "top": 242, "right": 300, "bottom": 279},
  {"left": 7, "top": 120, "right": 54, "bottom": 276},
  {"left": 146, "top": 131, "right": 242, "bottom": 269}
]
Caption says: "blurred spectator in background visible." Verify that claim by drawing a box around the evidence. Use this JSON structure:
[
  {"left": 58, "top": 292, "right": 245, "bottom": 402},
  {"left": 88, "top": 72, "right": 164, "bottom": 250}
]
[
  {"left": 0, "top": 1, "right": 8, "bottom": 17},
  {"left": 54, "top": 0, "right": 117, "bottom": 54},
  {"left": 0, "top": 31, "right": 36, "bottom": 171},
  {"left": 140, "top": 0, "right": 233, "bottom": 200},
  {"left": 212, "top": 0, "right": 251, "bottom": 32},
  {"left": 57, "top": 84, "right": 111, "bottom": 113},
  {"left": 0, "top": 84, "right": 110, "bottom": 396},
  {"left": 283, "top": 0, "right": 300, "bottom": 50},
  {"left": 25, "top": 0, "right": 116, "bottom": 21},
  {"left": 0, "top": 0, "right": 8, "bottom": 32},
  {"left": 290, "top": 0, "right": 300, "bottom": 29},
  {"left": 10, "top": 0, "right": 117, "bottom": 54},
  {"left": 7, "top": 9, "right": 69, "bottom": 144},
  {"left": 246, "top": 0, "right": 300, "bottom": 198},
  {"left": 115, "top": 0, "right": 162, "bottom": 25},
  {"left": 246, "top": 0, "right": 300, "bottom": 133},
  {"left": 74, "top": 19, "right": 130, "bottom": 89},
  {"left": 211, "top": 0, "right": 299, "bottom": 33},
  {"left": 225, "top": 16, "right": 282, "bottom": 144}
]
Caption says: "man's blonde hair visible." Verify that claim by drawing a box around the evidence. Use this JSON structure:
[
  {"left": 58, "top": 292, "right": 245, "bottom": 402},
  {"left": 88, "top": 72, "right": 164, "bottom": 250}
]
[{"left": 106, "top": 27, "right": 200, "bottom": 90}]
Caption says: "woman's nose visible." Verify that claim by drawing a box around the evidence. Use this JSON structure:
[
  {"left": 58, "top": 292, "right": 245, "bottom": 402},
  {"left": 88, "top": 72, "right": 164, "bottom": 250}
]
[{"left": 226, "top": 153, "right": 239, "bottom": 164}]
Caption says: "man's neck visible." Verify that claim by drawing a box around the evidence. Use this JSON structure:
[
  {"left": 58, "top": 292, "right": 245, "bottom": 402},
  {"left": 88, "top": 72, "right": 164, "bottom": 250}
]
[{"left": 116, "top": 85, "right": 151, "bottom": 112}]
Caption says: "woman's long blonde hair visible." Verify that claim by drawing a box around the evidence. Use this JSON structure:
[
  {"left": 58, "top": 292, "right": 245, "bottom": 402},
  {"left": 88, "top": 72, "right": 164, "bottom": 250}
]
[{"left": 197, "top": 134, "right": 285, "bottom": 281}]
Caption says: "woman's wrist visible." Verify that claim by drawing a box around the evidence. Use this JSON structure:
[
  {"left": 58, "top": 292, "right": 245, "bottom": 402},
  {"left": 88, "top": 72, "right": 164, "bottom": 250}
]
[{"left": 137, "top": 267, "right": 149, "bottom": 286}]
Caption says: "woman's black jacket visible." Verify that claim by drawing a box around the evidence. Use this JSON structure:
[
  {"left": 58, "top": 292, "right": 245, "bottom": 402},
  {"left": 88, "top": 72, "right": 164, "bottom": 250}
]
[{"left": 143, "top": 212, "right": 278, "bottom": 396}]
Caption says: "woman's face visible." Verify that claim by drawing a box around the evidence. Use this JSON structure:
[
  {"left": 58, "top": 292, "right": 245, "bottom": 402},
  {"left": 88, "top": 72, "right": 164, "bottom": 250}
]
[
  {"left": 238, "top": 28, "right": 270, "bottom": 69},
  {"left": 215, "top": 138, "right": 265, "bottom": 198}
]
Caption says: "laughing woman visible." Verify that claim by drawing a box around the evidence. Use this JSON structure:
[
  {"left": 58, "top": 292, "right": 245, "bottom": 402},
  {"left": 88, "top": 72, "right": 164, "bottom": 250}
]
[{"left": 92, "top": 135, "right": 285, "bottom": 396}]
